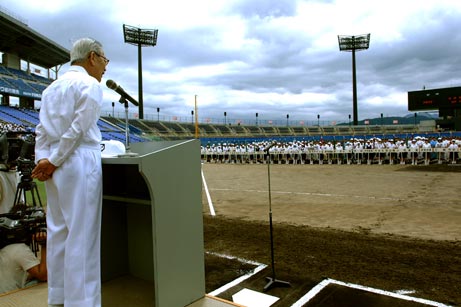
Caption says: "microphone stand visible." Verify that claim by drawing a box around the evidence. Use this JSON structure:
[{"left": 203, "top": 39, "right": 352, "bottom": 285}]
[
  {"left": 263, "top": 144, "right": 290, "bottom": 292},
  {"left": 118, "top": 96, "right": 138, "bottom": 157}
]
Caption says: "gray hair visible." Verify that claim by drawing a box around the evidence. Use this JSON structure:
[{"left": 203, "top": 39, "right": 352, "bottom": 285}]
[{"left": 70, "top": 38, "right": 104, "bottom": 64}]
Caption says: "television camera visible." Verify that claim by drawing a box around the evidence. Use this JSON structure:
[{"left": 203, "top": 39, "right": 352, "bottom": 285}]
[
  {"left": 0, "top": 131, "right": 36, "bottom": 175},
  {"left": 0, "top": 131, "right": 45, "bottom": 253},
  {"left": 0, "top": 206, "right": 46, "bottom": 254},
  {"left": 0, "top": 131, "right": 42, "bottom": 207}
]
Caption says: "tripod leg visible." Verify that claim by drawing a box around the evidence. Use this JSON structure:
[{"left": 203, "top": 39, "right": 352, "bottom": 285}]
[
  {"left": 23, "top": 186, "right": 28, "bottom": 206},
  {"left": 32, "top": 185, "right": 43, "bottom": 207},
  {"left": 13, "top": 186, "right": 22, "bottom": 209},
  {"left": 31, "top": 188, "right": 37, "bottom": 207}
]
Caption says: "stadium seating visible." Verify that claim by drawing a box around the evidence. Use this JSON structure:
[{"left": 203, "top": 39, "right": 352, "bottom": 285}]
[
  {"left": 0, "top": 107, "right": 26, "bottom": 126},
  {"left": 0, "top": 66, "right": 52, "bottom": 97},
  {"left": 199, "top": 124, "right": 218, "bottom": 135},
  {"left": 162, "top": 122, "right": 188, "bottom": 134},
  {"left": 0, "top": 77, "right": 12, "bottom": 88},
  {"left": 0, "top": 66, "right": 13, "bottom": 76},
  {"left": 0, "top": 107, "right": 146, "bottom": 144},
  {"left": 0, "top": 106, "right": 38, "bottom": 127},
  {"left": 26, "top": 82, "right": 48, "bottom": 93},
  {"left": 213, "top": 124, "right": 233, "bottom": 135},
  {"left": 291, "top": 126, "right": 307, "bottom": 135}
]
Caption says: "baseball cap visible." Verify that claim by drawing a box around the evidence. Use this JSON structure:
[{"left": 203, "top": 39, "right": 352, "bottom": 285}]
[{"left": 101, "top": 140, "right": 126, "bottom": 158}]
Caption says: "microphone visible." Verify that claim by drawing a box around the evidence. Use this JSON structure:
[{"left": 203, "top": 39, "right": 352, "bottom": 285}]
[
  {"left": 264, "top": 141, "right": 277, "bottom": 152},
  {"left": 106, "top": 79, "right": 139, "bottom": 106}
]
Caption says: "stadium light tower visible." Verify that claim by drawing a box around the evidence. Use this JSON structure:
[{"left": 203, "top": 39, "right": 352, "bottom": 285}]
[
  {"left": 338, "top": 33, "right": 370, "bottom": 126},
  {"left": 123, "top": 24, "right": 158, "bottom": 119}
]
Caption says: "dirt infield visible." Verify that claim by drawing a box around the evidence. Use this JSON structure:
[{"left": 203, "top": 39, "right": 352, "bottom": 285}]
[{"left": 201, "top": 163, "right": 461, "bottom": 306}]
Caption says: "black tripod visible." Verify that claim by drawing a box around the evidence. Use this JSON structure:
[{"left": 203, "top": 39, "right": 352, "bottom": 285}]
[
  {"left": 13, "top": 166, "right": 43, "bottom": 209},
  {"left": 263, "top": 143, "right": 290, "bottom": 292}
]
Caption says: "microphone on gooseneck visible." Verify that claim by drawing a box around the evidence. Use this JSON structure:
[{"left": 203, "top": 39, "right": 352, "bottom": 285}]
[{"left": 106, "top": 79, "right": 139, "bottom": 106}]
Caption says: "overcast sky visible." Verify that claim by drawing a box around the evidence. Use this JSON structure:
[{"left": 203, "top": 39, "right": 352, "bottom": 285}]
[{"left": 2, "top": 0, "right": 461, "bottom": 125}]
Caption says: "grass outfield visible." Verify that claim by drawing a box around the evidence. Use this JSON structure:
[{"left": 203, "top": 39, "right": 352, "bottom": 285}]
[{"left": 32, "top": 179, "right": 47, "bottom": 207}]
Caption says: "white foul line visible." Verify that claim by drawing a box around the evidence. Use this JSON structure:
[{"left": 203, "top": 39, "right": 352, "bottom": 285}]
[
  {"left": 290, "top": 278, "right": 452, "bottom": 307},
  {"left": 206, "top": 252, "right": 267, "bottom": 297},
  {"left": 210, "top": 188, "right": 402, "bottom": 202},
  {"left": 201, "top": 167, "right": 216, "bottom": 216}
]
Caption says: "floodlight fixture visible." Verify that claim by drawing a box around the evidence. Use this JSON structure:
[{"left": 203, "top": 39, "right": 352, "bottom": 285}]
[
  {"left": 338, "top": 33, "right": 370, "bottom": 126},
  {"left": 338, "top": 34, "right": 370, "bottom": 52},
  {"left": 123, "top": 24, "right": 158, "bottom": 47},
  {"left": 123, "top": 24, "right": 159, "bottom": 119}
]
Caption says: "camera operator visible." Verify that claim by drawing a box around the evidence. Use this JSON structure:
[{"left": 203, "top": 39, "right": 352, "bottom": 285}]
[
  {"left": 0, "top": 170, "right": 19, "bottom": 215},
  {"left": 0, "top": 132, "right": 20, "bottom": 214},
  {"left": 0, "top": 229, "right": 47, "bottom": 294}
]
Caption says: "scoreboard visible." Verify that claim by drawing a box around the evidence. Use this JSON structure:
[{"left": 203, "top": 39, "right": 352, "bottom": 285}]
[{"left": 408, "top": 86, "right": 461, "bottom": 111}]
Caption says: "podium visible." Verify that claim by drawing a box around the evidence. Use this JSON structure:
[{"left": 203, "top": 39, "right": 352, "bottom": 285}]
[{"left": 101, "top": 139, "right": 205, "bottom": 307}]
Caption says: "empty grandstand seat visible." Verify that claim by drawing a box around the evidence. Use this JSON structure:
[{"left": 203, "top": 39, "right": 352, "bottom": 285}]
[
  {"left": 277, "top": 127, "right": 292, "bottom": 135},
  {"left": 351, "top": 126, "right": 369, "bottom": 134},
  {"left": 198, "top": 124, "right": 217, "bottom": 134},
  {"left": 261, "top": 126, "right": 276, "bottom": 135},
  {"left": 0, "top": 107, "right": 38, "bottom": 126},
  {"left": 232, "top": 125, "right": 247, "bottom": 134},
  {"left": 31, "top": 73, "right": 53, "bottom": 84},
  {"left": 307, "top": 126, "right": 322, "bottom": 135},
  {"left": 368, "top": 126, "right": 384, "bottom": 134},
  {"left": 2, "top": 77, "right": 37, "bottom": 93},
  {"left": 0, "top": 77, "right": 12, "bottom": 88},
  {"left": 213, "top": 125, "right": 232, "bottom": 135},
  {"left": 322, "top": 126, "right": 337, "bottom": 135},
  {"left": 127, "top": 119, "right": 151, "bottom": 133},
  {"left": 0, "top": 66, "right": 12, "bottom": 76},
  {"left": 26, "top": 82, "right": 47, "bottom": 93},
  {"left": 337, "top": 126, "right": 352, "bottom": 134},
  {"left": 7, "top": 67, "right": 35, "bottom": 81},
  {"left": 0, "top": 107, "right": 26, "bottom": 126},
  {"left": 291, "top": 126, "right": 307, "bottom": 135}
]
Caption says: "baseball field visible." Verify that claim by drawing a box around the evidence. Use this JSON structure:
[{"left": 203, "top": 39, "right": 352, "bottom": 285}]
[{"left": 201, "top": 163, "right": 461, "bottom": 306}]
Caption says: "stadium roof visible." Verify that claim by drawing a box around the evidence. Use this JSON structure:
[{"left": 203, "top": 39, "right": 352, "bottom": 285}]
[{"left": 0, "top": 10, "right": 70, "bottom": 69}]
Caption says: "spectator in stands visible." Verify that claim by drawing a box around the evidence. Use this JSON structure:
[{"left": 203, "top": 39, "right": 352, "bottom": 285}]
[
  {"left": 0, "top": 230, "right": 47, "bottom": 294},
  {"left": 0, "top": 132, "right": 8, "bottom": 170},
  {"left": 0, "top": 169, "right": 19, "bottom": 214},
  {"left": 0, "top": 122, "right": 26, "bottom": 134},
  {"left": 31, "top": 37, "right": 109, "bottom": 307}
]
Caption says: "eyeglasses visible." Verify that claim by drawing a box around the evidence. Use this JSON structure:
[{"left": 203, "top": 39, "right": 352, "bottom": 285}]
[{"left": 93, "top": 51, "right": 110, "bottom": 64}]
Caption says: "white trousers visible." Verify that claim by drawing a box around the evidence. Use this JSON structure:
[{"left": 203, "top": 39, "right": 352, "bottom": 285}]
[{"left": 45, "top": 147, "right": 102, "bottom": 307}]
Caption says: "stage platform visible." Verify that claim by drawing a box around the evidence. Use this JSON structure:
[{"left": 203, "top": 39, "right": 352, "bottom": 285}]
[
  {"left": 0, "top": 276, "right": 241, "bottom": 307},
  {"left": 0, "top": 276, "right": 451, "bottom": 307}
]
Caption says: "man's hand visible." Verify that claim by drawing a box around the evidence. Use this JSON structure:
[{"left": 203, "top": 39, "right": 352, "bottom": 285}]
[{"left": 31, "top": 159, "right": 57, "bottom": 181}]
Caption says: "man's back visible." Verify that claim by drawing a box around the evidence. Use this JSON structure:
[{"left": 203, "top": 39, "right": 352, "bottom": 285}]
[{"left": 0, "top": 243, "right": 39, "bottom": 293}]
